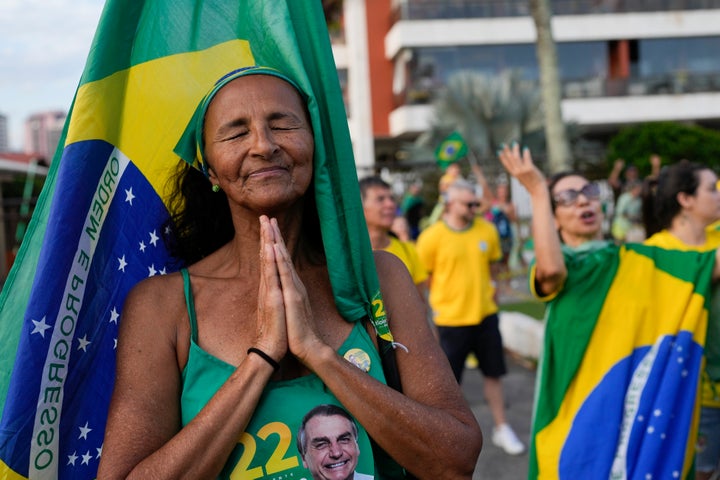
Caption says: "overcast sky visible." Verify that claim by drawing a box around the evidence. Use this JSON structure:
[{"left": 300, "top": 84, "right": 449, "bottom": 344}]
[{"left": 0, "top": 0, "right": 105, "bottom": 151}]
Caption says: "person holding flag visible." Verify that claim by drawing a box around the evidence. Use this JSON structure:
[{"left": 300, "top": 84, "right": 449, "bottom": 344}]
[
  {"left": 498, "top": 143, "right": 720, "bottom": 479},
  {"left": 95, "top": 48, "right": 480, "bottom": 480},
  {"left": 0, "top": 2, "right": 480, "bottom": 480},
  {"left": 427, "top": 132, "right": 492, "bottom": 227}
]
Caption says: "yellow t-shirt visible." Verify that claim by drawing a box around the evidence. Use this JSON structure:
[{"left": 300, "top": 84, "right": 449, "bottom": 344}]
[
  {"left": 382, "top": 236, "right": 428, "bottom": 286},
  {"left": 416, "top": 218, "right": 501, "bottom": 326},
  {"left": 645, "top": 229, "right": 720, "bottom": 408}
]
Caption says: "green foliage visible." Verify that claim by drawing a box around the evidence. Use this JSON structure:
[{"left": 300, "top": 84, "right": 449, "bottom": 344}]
[{"left": 607, "top": 122, "right": 720, "bottom": 175}]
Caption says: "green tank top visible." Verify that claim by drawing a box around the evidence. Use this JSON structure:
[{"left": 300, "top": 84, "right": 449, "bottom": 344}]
[{"left": 179, "top": 269, "right": 392, "bottom": 479}]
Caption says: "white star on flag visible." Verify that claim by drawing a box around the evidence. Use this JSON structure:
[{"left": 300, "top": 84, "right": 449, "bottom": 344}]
[
  {"left": 139, "top": 240, "right": 146, "bottom": 252},
  {"left": 81, "top": 451, "right": 92, "bottom": 465},
  {"left": 125, "top": 187, "right": 135, "bottom": 205},
  {"left": 77, "top": 335, "right": 91, "bottom": 352},
  {"left": 118, "top": 255, "right": 128, "bottom": 272},
  {"left": 148, "top": 264, "right": 157, "bottom": 277},
  {"left": 79, "top": 422, "right": 92, "bottom": 440},
  {"left": 67, "top": 451, "right": 78, "bottom": 466},
  {"left": 149, "top": 230, "right": 159, "bottom": 246},
  {"left": 31, "top": 316, "right": 51, "bottom": 338},
  {"left": 109, "top": 307, "right": 120, "bottom": 324}
]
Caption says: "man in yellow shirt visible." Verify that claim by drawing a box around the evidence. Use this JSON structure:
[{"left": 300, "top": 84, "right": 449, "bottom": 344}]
[
  {"left": 359, "top": 176, "right": 428, "bottom": 299},
  {"left": 417, "top": 179, "right": 525, "bottom": 456}
]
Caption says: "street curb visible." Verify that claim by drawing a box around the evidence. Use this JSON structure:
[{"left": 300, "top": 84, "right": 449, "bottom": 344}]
[{"left": 499, "top": 311, "right": 544, "bottom": 360}]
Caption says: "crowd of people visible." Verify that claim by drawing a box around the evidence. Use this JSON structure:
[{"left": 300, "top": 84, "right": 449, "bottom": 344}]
[
  {"left": 359, "top": 161, "right": 528, "bottom": 458},
  {"left": 92, "top": 36, "right": 717, "bottom": 480},
  {"left": 356, "top": 145, "right": 720, "bottom": 478},
  {"left": 45, "top": 3, "right": 718, "bottom": 479}
]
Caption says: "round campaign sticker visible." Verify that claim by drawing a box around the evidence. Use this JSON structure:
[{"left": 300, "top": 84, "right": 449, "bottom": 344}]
[{"left": 344, "top": 348, "right": 371, "bottom": 372}]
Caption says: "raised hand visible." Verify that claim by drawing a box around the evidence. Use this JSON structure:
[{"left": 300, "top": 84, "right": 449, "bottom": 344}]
[{"left": 497, "top": 143, "right": 546, "bottom": 195}]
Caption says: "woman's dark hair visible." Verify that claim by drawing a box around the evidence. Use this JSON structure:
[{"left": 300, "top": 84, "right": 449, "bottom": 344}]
[
  {"left": 163, "top": 163, "right": 234, "bottom": 265},
  {"left": 642, "top": 160, "right": 709, "bottom": 237},
  {"left": 547, "top": 170, "right": 585, "bottom": 213},
  {"left": 163, "top": 162, "right": 325, "bottom": 266}
]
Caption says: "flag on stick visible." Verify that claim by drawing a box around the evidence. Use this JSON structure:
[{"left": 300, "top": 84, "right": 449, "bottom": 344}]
[
  {"left": 434, "top": 131, "right": 468, "bottom": 168},
  {"left": 0, "top": 2, "right": 386, "bottom": 479}
]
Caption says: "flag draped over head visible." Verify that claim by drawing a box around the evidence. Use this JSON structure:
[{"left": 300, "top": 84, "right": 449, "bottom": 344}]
[
  {"left": 434, "top": 131, "right": 468, "bottom": 168},
  {"left": 530, "top": 242, "right": 715, "bottom": 480},
  {"left": 0, "top": 2, "right": 387, "bottom": 479}
]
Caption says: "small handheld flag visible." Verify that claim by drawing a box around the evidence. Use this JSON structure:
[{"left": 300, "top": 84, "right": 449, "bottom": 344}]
[{"left": 434, "top": 131, "right": 468, "bottom": 168}]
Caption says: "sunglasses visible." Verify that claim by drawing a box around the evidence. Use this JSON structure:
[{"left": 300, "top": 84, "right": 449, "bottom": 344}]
[
  {"left": 552, "top": 182, "right": 600, "bottom": 207},
  {"left": 464, "top": 201, "right": 481, "bottom": 209}
]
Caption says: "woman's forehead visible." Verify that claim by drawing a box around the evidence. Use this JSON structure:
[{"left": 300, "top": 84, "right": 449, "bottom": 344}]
[
  {"left": 214, "top": 74, "right": 304, "bottom": 107},
  {"left": 699, "top": 168, "right": 718, "bottom": 184},
  {"left": 552, "top": 175, "right": 588, "bottom": 193}
]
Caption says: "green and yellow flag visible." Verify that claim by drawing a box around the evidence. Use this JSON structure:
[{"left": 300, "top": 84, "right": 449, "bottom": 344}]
[
  {"left": 530, "top": 242, "right": 715, "bottom": 479},
  {"left": 434, "top": 131, "right": 468, "bottom": 168},
  {"left": 0, "top": 2, "right": 389, "bottom": 479}
]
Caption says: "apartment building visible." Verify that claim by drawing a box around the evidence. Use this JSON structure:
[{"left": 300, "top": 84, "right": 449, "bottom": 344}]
[
  {"left": 23, "top": 111, "right": 66, "bottom": 160},
  {"left": 333, "top": 0, "right": 720, "bottom": 172}
]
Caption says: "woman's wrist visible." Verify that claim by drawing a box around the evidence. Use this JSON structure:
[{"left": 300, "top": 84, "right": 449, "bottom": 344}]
[{"left": 247, "top": 347, "right": 280, "bottom": 371}]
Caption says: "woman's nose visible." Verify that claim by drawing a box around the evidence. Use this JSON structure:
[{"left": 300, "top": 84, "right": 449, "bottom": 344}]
[{"left": 249, "top": 126, "right": 279, "bottom": 158}]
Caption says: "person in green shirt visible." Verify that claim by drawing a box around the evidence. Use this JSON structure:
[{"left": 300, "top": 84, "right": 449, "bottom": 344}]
[{"left": 98, "top": 68, "right": 481, "bottom": 479}]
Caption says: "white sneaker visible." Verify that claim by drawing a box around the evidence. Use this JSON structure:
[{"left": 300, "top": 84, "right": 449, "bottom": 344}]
[{"left": 492, "top": 423, "right": 525, "bottom": 455}]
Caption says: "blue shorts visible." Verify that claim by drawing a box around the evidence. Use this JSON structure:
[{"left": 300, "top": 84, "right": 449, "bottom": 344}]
[
  {"left": 696, "top": 406, "right": 720, "bottom": 473},
  {"left": 437, "top": 314, "right": 507, "bottom": 384}
]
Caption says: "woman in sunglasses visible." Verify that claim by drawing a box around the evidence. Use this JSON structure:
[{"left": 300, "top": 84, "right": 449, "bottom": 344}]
[{"left": 498, "top": 143, "right": 720, "bottom": 479}]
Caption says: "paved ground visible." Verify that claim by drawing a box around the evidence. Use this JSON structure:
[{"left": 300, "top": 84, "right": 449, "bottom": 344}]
[{"left": 463, "top": 355, "right": 535, "bottom": 479}]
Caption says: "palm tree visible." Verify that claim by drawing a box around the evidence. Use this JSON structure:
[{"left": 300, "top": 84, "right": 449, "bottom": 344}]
[
  {"left": 530, "top": 0, "right": 572, "bottom": 173},
  {"left": 414, "top": 69, "right": 544, "bottom": 175}
]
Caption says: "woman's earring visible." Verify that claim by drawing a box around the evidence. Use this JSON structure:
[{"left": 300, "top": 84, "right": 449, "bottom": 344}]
[{"left": 212, "top": 184, "right": 220, "bottom": 193}]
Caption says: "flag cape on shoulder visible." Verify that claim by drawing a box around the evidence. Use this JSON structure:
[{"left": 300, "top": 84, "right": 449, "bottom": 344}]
[
  {"left": 530, "top": 242, "right": 715, "bottom": 480},
  {"left": 434, "top": 131, "right": 467, "bottom": 168},
  {"left": 0, "top": 2, "right": 387, "bottom": 479}
]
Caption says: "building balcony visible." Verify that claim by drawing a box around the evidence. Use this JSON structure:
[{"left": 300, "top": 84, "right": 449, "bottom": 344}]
[
  {"left": 390, "top": 73, "right": 720, "bottom": 137},
  {"left": 392, "top": 0, "right": 720, "bottom": 21}
]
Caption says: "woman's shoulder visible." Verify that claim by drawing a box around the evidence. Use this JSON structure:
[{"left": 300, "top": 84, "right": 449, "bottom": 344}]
[
  {"left": 123, "top": 269, "right": 187, "bottom": 317},
  {"left": 373, "top": 249, "right": 406, "bottom": 274}
]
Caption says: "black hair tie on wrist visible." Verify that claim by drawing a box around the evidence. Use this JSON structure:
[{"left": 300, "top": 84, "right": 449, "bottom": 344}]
[{"left": 247, "top": 347, "right": 280, "bottom": 371}]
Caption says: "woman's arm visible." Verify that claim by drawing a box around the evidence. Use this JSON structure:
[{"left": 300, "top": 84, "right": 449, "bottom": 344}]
[
  {"left": 97, "top": 276, "right": 277, "bottom": 480},
  {"left": 498, "top": 144, "right": 567, "bottom": 296},
  {"left": 99, "top": 220, "right": 290, "bottom": 479}
]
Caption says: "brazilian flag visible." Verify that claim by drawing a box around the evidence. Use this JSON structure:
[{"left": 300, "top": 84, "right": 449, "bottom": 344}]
[
  {"left": 434, "top": 131, "right": 468, "bottom": 168},
  {"left": 530, "top": 242, "right": 715, "bottom": 479},
  {"left": 0, "top": 2, "right": 390, "bottom": 479}
]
